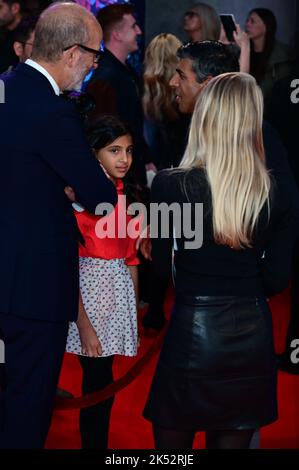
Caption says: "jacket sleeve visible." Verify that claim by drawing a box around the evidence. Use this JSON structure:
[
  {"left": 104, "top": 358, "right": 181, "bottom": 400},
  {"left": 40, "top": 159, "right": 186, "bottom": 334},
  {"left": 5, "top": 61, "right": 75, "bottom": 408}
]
[
  {"left": 150, "top": 171, "right": 173, "bottom": 281},
  {"left": 263, "top": 121, "right": 299, "bottom": 236},
  {"left": 259, "top": 187, "right": 295, "bottom": 296},
  {"left": 38, "top": 102, "right": 117, "bottom": 213}
]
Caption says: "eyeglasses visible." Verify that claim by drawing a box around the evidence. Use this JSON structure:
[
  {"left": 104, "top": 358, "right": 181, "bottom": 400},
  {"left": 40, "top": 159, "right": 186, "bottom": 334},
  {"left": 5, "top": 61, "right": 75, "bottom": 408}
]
[{"left": 63, "top": 44, "right": 101, "bottom": 64}]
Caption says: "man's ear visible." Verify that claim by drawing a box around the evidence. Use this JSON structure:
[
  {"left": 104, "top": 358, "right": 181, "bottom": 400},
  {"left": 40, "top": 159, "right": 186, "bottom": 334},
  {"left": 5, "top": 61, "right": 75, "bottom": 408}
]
[
  {"left": 64, "top": 46, "right": 80, "bottom": 67},
  {"left": 112, "top": 27, "right": 123, "bottom": 42},
  {"left": 11, "top": 2, "right": 21, "bottom": 16},
  {"left": 13, "top": 41, "right": 23, "bottom": 58}
]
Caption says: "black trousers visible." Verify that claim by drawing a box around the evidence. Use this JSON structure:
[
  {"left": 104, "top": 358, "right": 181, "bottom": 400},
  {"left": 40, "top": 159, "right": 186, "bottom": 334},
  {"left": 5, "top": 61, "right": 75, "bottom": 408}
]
[
  {"left": 78, "top": 355, "right": 114, "bottom": 449},
  {"left": 0, "top": 313, "right": 68, "bottom": 449}
]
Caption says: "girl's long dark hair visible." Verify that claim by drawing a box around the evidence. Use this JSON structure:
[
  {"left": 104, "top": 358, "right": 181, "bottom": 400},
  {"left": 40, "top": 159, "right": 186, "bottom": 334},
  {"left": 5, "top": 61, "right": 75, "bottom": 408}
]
[
  {"left": 249, "top": 8, "right": 277, "bottom": 83},
  {"left": 86, "top": 114, "right": 144, "bottom": 206}
]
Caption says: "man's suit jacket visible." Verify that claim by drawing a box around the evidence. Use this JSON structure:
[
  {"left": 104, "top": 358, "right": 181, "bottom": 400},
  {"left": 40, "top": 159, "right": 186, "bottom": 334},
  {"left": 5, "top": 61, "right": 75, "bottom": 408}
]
[{"left": 0, "top": 63, "right": 117, "bottom": 323}]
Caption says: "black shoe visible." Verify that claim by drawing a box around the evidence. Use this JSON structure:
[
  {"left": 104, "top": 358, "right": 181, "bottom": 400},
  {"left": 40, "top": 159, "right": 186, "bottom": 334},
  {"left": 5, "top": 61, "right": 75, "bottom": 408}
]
[
  {"left": 56, "top": 387, "right": 74, "bottom": 399},
  {"left": 142, "top": 310, "right": 166, "bottom": 331}
]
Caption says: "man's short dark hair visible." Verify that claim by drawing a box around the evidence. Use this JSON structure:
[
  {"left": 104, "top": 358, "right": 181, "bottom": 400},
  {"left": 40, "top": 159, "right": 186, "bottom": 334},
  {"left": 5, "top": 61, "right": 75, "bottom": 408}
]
[
  {"left": 96, "top": 3, "right": 135, "bottom": 42},
  {"left": 14, "top": 14, "right": 38, "bottom": 43},
  {"left": 177, "top": 41, "right": 240, "bottom": 83}
]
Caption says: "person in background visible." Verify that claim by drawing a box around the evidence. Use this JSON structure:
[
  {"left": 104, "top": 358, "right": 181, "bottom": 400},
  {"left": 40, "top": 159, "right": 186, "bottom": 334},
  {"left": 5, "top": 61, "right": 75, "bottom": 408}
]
[
  {"left": 219, "top": 21, "right": 250, "bottom": 74},
  {"left": 0, "top": 0, "right": 26, "bottom": 72},
  {"left": 246, "top": 8, "right": 294, "bottom": 116},
  {"left": 143, "top": 72, "right": 294, "bottom": 449},
  {"left": 86, "top": 2, "right": 149, "bottom": 187},
  {"left": 142, "top": 32, "right": 189, "bottom": 331},
  {"left": 183, "top": 2, "right": 220, "bottom": 42},
  {"left": 66, "top": 115, "right": 140, "bottom": 449},
  {"left": 11, "top": 13, "right": 37, "bottom": 64},
  {"left": 143, "top": 33, "right": 186, "bottom": 170}
]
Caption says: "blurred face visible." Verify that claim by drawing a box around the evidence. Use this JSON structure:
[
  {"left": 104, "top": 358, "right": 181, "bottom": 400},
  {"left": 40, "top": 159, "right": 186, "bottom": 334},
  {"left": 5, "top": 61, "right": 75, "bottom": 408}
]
[
  {"left": 118, "top": 13, "right": 142, "bottom": 54},
  {"left": 14, "top": 30, "right": 35, "bottom": 62},
  {"left": 95, "top": 134, "right": 133, "bottom": 182},
  {"left": 245, "top": 12, "right": 266, "bottom": 40},
  {"left": 169, "top": 58, "right": 204, "bottom": 114},
  {"left": 183, "top": 10, "right": 201, "bottom": 35},
  {"left": 0, "top": 0, "right": 14, "bottom": 27}
]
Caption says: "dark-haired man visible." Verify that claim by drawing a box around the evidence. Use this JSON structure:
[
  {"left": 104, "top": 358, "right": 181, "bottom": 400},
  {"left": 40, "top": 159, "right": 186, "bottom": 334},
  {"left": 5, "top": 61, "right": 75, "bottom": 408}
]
[
  {"left": 12, "top": 13, "right": 37, "bottom": 63},
  {"left": 170, "top": 40, "right": 239, "bottom": 113}
]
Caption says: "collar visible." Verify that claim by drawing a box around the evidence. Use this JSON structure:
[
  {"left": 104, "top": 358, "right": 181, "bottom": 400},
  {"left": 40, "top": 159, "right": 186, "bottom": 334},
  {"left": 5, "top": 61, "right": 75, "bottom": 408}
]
[{"left": 25, "top": 59, "right": 60, "bottom": 96}]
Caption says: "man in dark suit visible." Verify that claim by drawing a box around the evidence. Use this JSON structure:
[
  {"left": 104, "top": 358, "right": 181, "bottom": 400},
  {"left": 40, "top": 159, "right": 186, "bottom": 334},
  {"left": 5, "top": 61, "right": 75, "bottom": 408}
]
[{"left": 0, "top": 3, "right": 117, "bottom": 448}]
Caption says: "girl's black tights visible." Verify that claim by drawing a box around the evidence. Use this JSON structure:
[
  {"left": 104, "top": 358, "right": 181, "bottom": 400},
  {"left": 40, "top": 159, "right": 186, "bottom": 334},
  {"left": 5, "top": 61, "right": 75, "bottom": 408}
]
[
  {"left": 79, "top": 355, "right": 114, "bottom": 449},
  {"left": 153, "top": 424, "right": 254, "bottom": 449}
]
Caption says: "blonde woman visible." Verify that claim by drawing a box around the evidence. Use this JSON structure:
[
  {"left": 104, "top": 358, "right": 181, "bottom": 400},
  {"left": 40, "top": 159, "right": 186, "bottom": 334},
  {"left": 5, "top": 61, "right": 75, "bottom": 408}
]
[
  {"left": 143, "top": 33, "right": 188, "bottom": 170},
  {"left": 183, "top": 3, "right": 250, "bottom": 74},
  {"left": 183, "top": 2, "right": 221, "bottom": 42},
  {"left": 143, "top": 73, "right": 294, "bottom": 449}
]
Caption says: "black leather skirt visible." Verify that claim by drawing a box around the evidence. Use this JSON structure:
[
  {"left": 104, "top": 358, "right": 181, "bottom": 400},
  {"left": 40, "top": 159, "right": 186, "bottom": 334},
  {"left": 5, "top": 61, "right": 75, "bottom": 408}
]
[{"left": 143, "top": 295, "right": 277, "bottom": 431}]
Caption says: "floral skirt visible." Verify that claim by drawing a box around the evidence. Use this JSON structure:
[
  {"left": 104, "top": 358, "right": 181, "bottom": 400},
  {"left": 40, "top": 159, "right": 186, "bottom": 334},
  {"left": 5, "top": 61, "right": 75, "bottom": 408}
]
[{"left": 66, "top": 257, "right": 137, "bottom": 357}]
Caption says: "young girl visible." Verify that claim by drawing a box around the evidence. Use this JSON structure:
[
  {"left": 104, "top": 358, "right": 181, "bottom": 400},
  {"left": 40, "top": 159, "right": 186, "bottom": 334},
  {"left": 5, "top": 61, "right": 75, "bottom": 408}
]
[{"left": 66, "top": 115, "right": 140, "bottom": 449}]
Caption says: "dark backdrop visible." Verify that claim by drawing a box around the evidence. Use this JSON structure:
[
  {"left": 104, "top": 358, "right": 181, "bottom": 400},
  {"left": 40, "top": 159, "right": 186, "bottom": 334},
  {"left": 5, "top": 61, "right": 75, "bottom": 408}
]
[{"left": 145, "top": 0, "right": 298, "bottom": 47}]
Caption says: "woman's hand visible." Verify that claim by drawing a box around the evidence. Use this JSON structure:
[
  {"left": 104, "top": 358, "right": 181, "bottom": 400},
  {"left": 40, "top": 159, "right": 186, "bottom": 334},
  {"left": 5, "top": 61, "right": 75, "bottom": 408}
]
[
  {"left": 77, "top": 322, "right": 103, "bottom": 358},
  {"left": 136, "top": 225, "right": 152, "bottom": 260},
  {"left": 233, "top": 24, "right": 250, "bottom": 74},
  {"left": 233, "top": 24, "right": 250, "bottom": 50}
]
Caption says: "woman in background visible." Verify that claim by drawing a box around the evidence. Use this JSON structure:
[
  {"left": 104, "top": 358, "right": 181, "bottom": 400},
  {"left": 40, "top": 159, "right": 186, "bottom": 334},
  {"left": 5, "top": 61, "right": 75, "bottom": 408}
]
[
  {"left": 246, "top": 8, "right": 294, "bottom": 114},
  {"left": 183, "top": 3, "right": 250, "bottom": 74},
  {"left": 143, "top": 33, "right": 188, "bottom": 170},
  {"left": 183, "top": 2, "right": 220, "bottom": 42},
  {"left": 142, "top": 33, "right": 188, "bottom": 331}
]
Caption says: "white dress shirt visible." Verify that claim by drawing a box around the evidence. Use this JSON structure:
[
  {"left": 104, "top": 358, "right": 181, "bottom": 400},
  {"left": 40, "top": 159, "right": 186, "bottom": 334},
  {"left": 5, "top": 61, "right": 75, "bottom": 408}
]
[{"left": 25, "top": 59, "right": 60, "bottom": 96}]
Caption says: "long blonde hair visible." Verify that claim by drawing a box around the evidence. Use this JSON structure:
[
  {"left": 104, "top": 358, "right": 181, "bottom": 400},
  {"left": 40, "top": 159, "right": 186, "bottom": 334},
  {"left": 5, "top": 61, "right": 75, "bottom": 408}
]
[
  {"left": 143, "top": 33, "right": 182, "bottom": 121},
  {"left": 180, "top": 72, "right": 271, "bottom": 249},
  {"left": 190, "top": 2, "right": 221, "bottom": 41}
]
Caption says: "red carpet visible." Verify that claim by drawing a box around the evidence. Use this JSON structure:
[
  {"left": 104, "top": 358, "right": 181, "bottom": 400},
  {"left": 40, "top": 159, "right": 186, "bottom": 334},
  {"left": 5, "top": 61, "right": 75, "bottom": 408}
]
[{"left": 46, "top": 288, "right": 299, "bottom": 449}]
